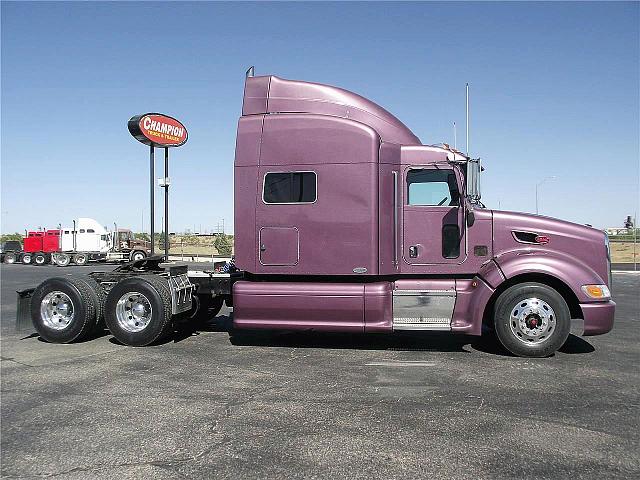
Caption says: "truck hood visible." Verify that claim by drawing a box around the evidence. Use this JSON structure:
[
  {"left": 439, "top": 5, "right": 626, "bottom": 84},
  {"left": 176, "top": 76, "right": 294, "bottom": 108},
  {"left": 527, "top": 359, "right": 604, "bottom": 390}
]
[{"left": 491, "top": 210, "right": 609, "bottom": 286}]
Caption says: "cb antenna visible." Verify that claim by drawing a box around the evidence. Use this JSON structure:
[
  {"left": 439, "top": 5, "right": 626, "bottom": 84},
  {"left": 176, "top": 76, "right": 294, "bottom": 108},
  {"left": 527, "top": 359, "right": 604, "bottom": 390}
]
[{"left": 453, "top": 121, "right": 457, "bottom": 150}]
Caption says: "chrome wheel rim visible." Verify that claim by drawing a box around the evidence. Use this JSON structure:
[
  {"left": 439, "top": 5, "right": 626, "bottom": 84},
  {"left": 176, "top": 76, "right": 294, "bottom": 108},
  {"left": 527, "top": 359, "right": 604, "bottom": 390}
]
[
  {"left": 132, "top": 253, "right": 144, "bottom": 261},
  {"left": 23, "top": 255, "right": 31, "bottom": 263},
  {"left": 509, "top": 297, "right": 556, "bottom": 345},
  {"left": 40, "top": 291, "right": 75, "bottom": 330},
  {"left": 35, "top": 256, "right": 45, "bottom": 264},
  {"left": 115, "top": 292, "right": 153, "bottom": 333}
]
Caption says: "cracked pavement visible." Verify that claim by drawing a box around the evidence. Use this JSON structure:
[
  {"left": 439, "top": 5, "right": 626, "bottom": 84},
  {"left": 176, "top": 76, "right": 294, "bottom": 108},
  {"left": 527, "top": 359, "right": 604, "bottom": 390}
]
[{"left": 1, "top": 264, "right": 639, "bottom": 479}]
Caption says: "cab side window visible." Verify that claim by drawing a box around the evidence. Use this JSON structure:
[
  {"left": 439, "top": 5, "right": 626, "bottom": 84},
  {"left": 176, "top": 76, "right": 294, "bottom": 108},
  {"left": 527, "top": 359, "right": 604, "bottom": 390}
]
[
  {"left": 407, "top": 169, "right": 460, "bottom": 206},
  {"left": 263, "top": 172, "right": 316, "bottom": 204}
]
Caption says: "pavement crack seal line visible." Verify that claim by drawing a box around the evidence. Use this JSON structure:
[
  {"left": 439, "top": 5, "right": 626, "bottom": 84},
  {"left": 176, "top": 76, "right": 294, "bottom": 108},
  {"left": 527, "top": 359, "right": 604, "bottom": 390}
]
[
  {"left": 0, "top": 356, "right": 34, "bottom": 367},
  {"left": 17, "top": 456, "right": 199, "bottom": 479},
  {"left": 364, "top": 360, "right": 437, "bottom": 367},
  {"left": 3, "top": 347, "right": 126, "bottom": 369}
]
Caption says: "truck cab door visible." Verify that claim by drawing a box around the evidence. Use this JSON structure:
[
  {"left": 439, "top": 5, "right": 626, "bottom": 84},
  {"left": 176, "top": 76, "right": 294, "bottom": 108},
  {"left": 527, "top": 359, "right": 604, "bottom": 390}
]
[{"left": 402, "top": 166, "right": 466, "bottom": 265}]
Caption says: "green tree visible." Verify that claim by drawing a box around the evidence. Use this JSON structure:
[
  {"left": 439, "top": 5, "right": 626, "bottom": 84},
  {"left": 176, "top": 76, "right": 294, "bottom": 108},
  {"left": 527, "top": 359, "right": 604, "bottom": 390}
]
[
  {"left": 134, "top": 232, "right": 150, "bottom": 242},
  {"left": 0, "top": 233, "right": 24, "bottom": 243},
  {"left": 214, "top": 234, "right": 233, "bottom": 256}
]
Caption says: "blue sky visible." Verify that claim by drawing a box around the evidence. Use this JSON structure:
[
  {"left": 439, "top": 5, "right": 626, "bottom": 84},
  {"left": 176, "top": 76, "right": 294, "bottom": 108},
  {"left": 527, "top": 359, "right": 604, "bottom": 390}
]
[{"left": 1, "top": 1, "right": 638, "bottom": 234}]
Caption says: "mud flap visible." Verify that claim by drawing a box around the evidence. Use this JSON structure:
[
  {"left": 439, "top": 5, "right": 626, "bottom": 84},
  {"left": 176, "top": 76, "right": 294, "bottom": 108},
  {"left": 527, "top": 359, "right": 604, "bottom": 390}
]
[{"left": 16, "top": 288, "right": 35, "bottom": 333}]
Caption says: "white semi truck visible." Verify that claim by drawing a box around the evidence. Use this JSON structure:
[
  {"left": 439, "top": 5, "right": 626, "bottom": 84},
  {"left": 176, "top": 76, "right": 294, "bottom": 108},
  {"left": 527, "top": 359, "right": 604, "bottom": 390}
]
[{"left": 17, "top": 218, "right": 151, "bottom": 266}]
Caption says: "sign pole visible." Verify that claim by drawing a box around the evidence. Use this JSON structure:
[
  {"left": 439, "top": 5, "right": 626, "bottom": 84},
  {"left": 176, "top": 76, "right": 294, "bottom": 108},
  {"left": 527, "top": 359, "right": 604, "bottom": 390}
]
[
  {"left": 129, "top": 113, "right": 187, "bottom": 260},
  {"left": 150, "top": 145, "right": 155, "bottom": 256},
  {"left": 164, "top": 147, "right": 169, "bottom": 260}
]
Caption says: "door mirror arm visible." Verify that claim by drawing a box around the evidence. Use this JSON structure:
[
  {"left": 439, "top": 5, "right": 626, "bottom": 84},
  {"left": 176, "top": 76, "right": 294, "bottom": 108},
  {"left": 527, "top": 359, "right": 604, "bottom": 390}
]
[{"left": 465, "top": 197, "right": 476, "bottom": 227}]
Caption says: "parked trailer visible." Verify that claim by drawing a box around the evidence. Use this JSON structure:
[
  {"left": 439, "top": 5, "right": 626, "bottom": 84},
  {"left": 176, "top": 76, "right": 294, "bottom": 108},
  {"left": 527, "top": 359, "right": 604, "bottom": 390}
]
[{"left": 21, "top": 72, "right": 615, "bottom": 357}]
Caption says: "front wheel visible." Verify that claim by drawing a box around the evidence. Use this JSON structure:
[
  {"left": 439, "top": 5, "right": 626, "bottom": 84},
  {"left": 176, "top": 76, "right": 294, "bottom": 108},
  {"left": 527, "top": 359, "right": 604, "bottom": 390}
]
[
  {"left": 130, "top": 251, "right": 146, "bottom": 262},
  {"left": 3, "top": 253, "right": 17, "bottom": 264},
  {"left": 493, "top": 282, "right": 571, "bottom": 358}
]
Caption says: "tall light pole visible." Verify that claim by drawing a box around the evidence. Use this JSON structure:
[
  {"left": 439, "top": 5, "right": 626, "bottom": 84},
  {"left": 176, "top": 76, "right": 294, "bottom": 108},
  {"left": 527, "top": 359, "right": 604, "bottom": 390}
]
[{"left": 536, "top": 176, "right": 556, "bottom": 215}]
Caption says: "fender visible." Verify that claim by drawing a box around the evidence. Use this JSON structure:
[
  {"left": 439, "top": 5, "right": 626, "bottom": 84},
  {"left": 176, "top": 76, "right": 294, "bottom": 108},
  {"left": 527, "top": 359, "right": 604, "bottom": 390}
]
[
  {"left": 492, "top": 247, "right": 606, "bottom": 303},
  {"left": 453, "top": 248, "right": 609, "bottom": 336}
]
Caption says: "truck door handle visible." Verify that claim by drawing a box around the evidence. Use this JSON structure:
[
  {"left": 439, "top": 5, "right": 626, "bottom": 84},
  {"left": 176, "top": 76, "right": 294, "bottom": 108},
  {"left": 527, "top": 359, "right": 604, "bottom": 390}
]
[
  {"left": 260, "top": 244, "right": 266, "bottom": 252},
  {"left": 409, "top": 245, "right": 418, "bottom": 258}
]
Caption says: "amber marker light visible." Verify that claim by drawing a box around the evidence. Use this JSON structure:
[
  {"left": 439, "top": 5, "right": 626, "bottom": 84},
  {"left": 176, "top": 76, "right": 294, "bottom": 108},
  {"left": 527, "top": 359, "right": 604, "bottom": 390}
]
[{"left": 581, "top": 285, "right": 611, "bottom": 299}]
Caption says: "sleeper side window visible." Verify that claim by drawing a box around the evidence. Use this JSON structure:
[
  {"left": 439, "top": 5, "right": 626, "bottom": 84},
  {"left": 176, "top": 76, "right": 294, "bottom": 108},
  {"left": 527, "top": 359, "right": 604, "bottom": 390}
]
[
  {"left": 407, "top": 169, "right": 460, "bottom": 206},
  {"left": 263, "top": 172, "right": 316, "bottom": 204}
]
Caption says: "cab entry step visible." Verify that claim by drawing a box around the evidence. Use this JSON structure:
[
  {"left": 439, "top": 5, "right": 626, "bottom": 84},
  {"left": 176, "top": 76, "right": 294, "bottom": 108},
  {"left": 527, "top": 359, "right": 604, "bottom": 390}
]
[{"left": 392, "top": 290, "right": 456, "bottom": 330}]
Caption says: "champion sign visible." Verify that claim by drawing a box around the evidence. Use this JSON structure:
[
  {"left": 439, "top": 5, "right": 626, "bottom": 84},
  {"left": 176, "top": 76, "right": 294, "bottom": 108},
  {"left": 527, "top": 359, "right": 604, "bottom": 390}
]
[{"left": 128, "top": 113, "right": 188, "bottom": 147}]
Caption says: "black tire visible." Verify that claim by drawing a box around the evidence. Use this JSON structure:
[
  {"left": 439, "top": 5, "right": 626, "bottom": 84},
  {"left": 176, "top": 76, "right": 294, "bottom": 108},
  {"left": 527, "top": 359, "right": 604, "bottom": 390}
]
[
  {"left": 104, "top": 275, "right": 173, "bottom": 346},
  {"left": 21, "top": 253, "right": 33, "bottom": 265},
  {"left": 30, "top": 276, "right": 102, "bottom": 343},
  {"left": 188, "top": 294, "right": 224, "bottom": 323},
  {"left": 3, "top": 252, "right": 17, "bottom": 264},
  {"left": 130, "top": 251, "right": 146, "bottom": 262},
  {"left": 34, "top": 253, "right": 47, "bottom": 266},
  {"left": 81, "top": 275, "right": 107, "bottom": 334},
  {"left": 493, "top": 282, "right": 571, "bottom": 357},
  {"left": 73, "top": 253, "right": 88, "bottom": 266}
]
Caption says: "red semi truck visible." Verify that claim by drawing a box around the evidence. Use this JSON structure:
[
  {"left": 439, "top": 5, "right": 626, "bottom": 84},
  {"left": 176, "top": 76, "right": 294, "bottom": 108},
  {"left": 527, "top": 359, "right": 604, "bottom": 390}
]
[
  {"left": 9, "top": 219, "right": 151, "bottom": 266},
  {"left": 20, "top": 71, "right": 615, "bottom": 358}
]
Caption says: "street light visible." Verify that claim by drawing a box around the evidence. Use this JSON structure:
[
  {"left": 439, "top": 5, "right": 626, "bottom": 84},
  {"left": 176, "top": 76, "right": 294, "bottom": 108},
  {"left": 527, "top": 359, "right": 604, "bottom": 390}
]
[{"left": 536, "top": 176, "right": 557, "bottom": 215}]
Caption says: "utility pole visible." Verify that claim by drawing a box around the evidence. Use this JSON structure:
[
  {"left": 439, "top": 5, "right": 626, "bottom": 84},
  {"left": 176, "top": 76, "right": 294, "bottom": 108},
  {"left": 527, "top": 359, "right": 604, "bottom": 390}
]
[{"left": 634, "top": 214, "right": 638, "bottom": 272}]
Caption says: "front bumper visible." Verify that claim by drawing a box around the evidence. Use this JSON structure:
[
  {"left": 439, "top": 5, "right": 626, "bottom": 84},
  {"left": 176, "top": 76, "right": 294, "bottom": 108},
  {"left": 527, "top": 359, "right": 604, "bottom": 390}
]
[{"left": 579, "top": 300, "right": 616, "bottom": 336}]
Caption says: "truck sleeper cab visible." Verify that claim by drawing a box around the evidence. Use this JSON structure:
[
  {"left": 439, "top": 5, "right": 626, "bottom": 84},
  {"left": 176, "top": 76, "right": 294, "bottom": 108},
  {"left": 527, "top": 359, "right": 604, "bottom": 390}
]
[
  {"left": 25, "top": 72, "right": 615, "bottom": 358},
  {"left": 232, "top": 73, "right": 615, "bottom": 358}
]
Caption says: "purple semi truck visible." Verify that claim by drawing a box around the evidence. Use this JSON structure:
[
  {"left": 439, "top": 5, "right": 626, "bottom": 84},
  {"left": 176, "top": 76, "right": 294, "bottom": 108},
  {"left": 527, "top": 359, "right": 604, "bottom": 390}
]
[{"left": 23, "top": 70, "right": 614, "bottom": 358}]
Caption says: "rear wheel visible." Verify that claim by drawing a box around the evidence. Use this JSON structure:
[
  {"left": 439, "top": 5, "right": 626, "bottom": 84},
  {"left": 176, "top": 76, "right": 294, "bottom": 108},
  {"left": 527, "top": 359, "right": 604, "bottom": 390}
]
[
  {"left": 30, "top": 276, "right": 103, "bottom": 343},
  {"left": 21, "top": 253, "right": 33, "bottom": 265},
  {"left": 105, "top": 276, "right": 173, "bottom": 346},
  {"left": 73, "top": 253, "right": 88, "bottom": 266},
  {"left": 188, "top": 294, "right": 224, "bottom": 323},
  {"left": 55, "top": 253, "right": 71, "bottom": 267},
  {"left": 3, "top": 253, "right": 17, "bottom": 264},
  {"left": 493, "top": 282, "right": 570, "bottom": 357},
  {"left": 34, "top": 253, "right": 47, "bottom": 266}
]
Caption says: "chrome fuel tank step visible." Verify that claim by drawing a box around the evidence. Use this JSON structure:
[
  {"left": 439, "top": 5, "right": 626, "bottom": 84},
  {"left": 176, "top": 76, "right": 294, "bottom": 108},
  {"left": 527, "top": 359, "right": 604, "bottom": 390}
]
[{"left": 392, "top": 289, "right": 456, "bottom": 330}]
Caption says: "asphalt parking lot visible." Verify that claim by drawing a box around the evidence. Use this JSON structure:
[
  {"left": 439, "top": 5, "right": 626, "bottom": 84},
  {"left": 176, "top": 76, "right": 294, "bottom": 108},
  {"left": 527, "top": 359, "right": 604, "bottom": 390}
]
[{"left": 1, "top": 264, "right": 639, "bottom": 479}]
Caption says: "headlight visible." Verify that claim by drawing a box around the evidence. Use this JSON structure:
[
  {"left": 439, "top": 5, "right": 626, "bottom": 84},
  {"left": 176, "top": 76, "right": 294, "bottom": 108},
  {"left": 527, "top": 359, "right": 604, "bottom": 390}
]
[{"left": 582, "top": 284, "right": 611, "bottom": 299}]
